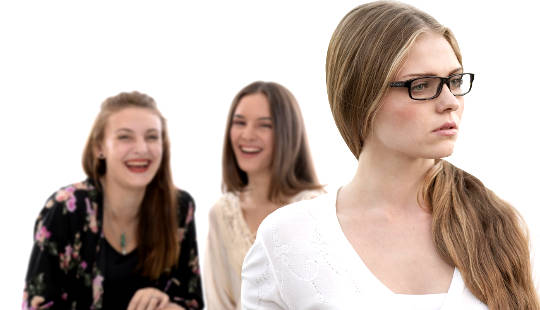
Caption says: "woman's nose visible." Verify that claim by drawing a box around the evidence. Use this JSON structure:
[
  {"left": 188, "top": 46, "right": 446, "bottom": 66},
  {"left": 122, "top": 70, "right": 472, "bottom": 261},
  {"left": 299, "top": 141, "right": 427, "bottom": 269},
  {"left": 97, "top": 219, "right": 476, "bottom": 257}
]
[
  {"left": 240, "top": 124, "right": 256, "bottom": 141},
  {"left": 133, "top": 137, "right": 149, "bottom": 153},
  {"left": 436, "top": 84, "right": 460, "bottom": 113}
]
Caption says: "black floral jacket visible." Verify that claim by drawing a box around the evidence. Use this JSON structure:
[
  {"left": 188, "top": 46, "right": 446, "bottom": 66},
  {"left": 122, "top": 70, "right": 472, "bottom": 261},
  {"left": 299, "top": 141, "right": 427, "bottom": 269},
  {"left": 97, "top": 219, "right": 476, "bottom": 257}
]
[{"left": 23, "top": 179, "right": 204, "bottom": 310}]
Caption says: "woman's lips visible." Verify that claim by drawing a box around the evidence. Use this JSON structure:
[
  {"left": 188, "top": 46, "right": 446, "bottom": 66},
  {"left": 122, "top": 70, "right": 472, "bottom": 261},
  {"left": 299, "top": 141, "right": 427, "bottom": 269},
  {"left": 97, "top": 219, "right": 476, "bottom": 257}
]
[
  {"left": 125, "top": 159, "right": 151, "bottom": 173},
  {"left": 433, "top": 122, "right": 458, "bottom": 136},
  {"left": 239, "top": 146, "right": 262, "bottom": 154}
]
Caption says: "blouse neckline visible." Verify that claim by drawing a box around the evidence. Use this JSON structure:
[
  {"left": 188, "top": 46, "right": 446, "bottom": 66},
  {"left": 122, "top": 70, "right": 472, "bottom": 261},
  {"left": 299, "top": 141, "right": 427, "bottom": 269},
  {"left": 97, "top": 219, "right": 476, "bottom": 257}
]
[
  {"left": 227, "top": 193, "right": 257, "bottom": 243},
  {"left": 326, "top": 186, "right": 463, "bottom": 301}
]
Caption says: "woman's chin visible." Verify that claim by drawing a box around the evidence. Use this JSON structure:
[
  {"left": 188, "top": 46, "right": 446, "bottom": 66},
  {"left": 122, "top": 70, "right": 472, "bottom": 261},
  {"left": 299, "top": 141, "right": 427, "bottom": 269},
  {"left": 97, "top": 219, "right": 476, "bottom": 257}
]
[{"left": 432, "top": 146, "right": 455, "bottom": 159}]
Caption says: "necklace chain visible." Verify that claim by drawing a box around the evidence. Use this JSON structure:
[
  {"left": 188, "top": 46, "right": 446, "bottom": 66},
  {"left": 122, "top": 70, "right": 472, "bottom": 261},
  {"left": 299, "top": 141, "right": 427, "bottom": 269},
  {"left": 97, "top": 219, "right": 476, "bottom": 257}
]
[
  {"left": 120, "top": 232, "right": 127, "bottom": 255},
  {"left": 105, "top": 216, "right": 129, "bottom": 255}
]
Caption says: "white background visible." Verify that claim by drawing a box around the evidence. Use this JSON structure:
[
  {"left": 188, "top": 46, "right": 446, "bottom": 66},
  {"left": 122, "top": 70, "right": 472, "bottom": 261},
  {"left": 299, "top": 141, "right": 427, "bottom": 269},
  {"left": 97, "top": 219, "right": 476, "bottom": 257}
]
[{"left": 1, "top": 1, "right": 539, "bottom": 308}]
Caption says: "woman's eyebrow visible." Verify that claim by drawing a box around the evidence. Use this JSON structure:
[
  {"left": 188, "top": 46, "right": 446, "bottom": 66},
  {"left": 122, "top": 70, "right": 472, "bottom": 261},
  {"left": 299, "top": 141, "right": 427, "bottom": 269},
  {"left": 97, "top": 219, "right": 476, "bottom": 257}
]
[
  {"left": 399, "top": 67, "right": 463, "bottom": 79},
  {"left": 115, "top": 128, "right": 134, "bottom": 133}
]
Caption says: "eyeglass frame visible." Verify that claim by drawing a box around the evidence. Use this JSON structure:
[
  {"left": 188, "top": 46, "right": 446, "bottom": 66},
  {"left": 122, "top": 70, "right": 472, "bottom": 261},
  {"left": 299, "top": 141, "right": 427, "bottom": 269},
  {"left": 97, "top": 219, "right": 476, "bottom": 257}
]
[{"left": 388, "top": 73, "right": 475, "bottom": 100}]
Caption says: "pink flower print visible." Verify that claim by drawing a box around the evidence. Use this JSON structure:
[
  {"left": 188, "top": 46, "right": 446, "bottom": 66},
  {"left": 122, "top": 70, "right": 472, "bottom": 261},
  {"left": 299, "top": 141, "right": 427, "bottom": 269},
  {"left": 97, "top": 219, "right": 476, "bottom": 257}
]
[
  {"left": 56, "top": 186, "right": 77, "bottom": 212},
  {"left": 35, "top": 224, "right": 51, "bottom": 247},
  {"left": 185, "top": 203, "right": 194, "bottom": 225},
  {"left": 61, "top": 293, "right": 68, "bottom": 300},
  {"left": 85, "top": 198, "right": 98, "bottom": 233},
  {"left": 22, "top": 291, "right": 29, "bottom": 310},
  {"left": 55, "top": 186, "right": 75, "bottom": 202},
  {"left": 55, "top": 191, "right": 68, "bottom": 202},
  {"left": 66, "top": 197, "right": 77, "bottom": 212},
  {"left": 59, "top": 245, "right": 73, "bottom": 272},
  {"left": 81, "top": 261, "right": 87, "bottom": 270},
  {"left": 92, "top": 274, "right": 104, "bottom": 305}
]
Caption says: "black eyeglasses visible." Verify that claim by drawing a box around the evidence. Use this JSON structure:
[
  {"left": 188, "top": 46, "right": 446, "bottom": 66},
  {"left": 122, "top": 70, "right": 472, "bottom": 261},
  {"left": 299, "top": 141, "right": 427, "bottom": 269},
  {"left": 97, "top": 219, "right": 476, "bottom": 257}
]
[{"left": 389, "top": 73, "right": 475, "bottom": 100}]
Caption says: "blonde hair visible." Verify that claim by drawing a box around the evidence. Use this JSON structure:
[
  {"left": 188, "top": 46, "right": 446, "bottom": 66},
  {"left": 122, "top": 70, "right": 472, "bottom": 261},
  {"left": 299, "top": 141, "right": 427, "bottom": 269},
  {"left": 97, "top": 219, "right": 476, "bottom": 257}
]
[
  {"left": 326, "top": 1, "right": 538, "bottom": 308},
  {"left": 82, "top": 91, "right": 179, "bottom": 280}
]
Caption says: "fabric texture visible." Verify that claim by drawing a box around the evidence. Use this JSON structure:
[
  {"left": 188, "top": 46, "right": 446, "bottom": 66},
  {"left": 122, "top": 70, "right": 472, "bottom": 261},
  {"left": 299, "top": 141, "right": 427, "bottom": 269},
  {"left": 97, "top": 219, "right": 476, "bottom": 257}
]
[
  {"left": 241, "top": 189, "right": 488, "bottom": 310},
  {"left": 23, "top": 179, "right": 204, "bottom": 310},
  {"left": 203, "top": 189, "right": 322, "bottom": 310}
]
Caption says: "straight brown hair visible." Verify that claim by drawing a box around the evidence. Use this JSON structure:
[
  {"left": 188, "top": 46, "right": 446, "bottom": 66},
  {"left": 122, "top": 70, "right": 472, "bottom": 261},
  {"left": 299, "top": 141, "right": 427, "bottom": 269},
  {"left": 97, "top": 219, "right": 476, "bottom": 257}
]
[
  {"left": 326, "top": 1, "right": 539, "bottom": 308},
  {"left": 82, "top": 91, "right": 179, "bottom": 280},
  {"left": 222, "top": 81, "right": 322, "bottom": 204}
]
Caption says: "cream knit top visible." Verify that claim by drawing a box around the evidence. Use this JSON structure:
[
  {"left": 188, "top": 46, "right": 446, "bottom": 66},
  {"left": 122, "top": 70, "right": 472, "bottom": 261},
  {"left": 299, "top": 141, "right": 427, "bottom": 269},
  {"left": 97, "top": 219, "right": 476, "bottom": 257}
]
[{"left": 203, "top": 189, "right": 322, "bottom": 310}]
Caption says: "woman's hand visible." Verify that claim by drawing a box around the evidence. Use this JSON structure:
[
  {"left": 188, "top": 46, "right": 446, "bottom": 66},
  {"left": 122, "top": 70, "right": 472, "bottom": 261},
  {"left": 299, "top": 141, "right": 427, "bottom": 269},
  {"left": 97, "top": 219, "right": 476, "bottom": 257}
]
[
  {"left": 160, "top": 302, "right": 186, "bottom": 310},
  {"left": 127, "top": 287, "right": 170, "bottom": 310}
]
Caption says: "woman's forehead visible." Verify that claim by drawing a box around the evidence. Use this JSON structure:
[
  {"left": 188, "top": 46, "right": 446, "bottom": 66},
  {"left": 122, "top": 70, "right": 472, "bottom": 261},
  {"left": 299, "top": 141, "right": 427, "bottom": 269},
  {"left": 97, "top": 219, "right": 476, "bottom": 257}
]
[{"left": 395, "top": 32, "right": 461, "bottom": 79}]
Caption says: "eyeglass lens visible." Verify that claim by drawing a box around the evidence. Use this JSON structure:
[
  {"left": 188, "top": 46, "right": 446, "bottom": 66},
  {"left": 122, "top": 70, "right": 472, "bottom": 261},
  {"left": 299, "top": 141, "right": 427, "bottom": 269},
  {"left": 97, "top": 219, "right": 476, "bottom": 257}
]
[{"left": 410, "top": 74, "right": 471, "bottom": 99}]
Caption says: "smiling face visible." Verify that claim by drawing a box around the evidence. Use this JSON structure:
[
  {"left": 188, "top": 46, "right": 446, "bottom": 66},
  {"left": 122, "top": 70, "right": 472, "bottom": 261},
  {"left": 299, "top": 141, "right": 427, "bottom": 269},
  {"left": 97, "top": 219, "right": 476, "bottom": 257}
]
[
  {"left": 229, "top": 93, "right": 274, "bottom": 178},
  {"left": 367, "top": 31, "right": 464, "bottom": 160},
  {"left": 98, "top": 107, "right": 163, "bottom": 191}
]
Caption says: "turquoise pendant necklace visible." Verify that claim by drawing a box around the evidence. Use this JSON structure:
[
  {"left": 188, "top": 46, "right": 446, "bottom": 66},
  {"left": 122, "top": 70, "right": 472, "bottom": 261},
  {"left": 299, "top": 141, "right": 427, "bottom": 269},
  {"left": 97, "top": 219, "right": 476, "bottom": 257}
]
[{"left": 120, "top": 233, "right": 127, "bottom": 255}]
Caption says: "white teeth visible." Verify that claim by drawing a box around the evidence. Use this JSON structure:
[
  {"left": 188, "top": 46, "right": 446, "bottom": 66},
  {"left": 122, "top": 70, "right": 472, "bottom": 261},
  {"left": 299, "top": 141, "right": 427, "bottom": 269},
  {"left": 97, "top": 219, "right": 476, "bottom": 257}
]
[
  {"left": 126, "top": 161, "right": 149, "bottom": 167},
  {"left": 240, "top": 146, "right": 262, "bottom": 153}
]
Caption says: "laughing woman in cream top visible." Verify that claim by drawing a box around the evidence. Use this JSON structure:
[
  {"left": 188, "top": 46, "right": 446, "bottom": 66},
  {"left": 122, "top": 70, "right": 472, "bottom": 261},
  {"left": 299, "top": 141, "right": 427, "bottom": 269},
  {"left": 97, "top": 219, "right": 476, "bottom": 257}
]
[
  {"left": 203, "top": 81, "right": 323, "bottom": 310},
  {"left": 241, "top": 2, "right": 539, "bottom": 309}
]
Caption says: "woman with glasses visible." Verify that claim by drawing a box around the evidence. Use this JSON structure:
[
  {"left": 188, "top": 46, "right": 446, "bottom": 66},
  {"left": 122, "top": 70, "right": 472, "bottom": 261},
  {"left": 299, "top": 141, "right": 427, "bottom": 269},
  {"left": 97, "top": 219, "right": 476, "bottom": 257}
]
[
  {"left": 23, "top": 92, "right": 203, "bottom": 310},
  {"left": 241, "top": 1, "right": 538, "bottom": 309},
  {"left": 203, "top": 81, "right": 323, "bottom": 310}
]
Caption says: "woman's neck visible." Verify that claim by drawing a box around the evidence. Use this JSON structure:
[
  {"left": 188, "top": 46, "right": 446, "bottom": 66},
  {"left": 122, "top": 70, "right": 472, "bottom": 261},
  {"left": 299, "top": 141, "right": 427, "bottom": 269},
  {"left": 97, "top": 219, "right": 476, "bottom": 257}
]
[
  {"left": 243, "top": 171, "right": 273, "bottom": 206},
  {"left": 343, "top": 143, "right": 435, "bottom": 214},
  {"left": 101, "top": 178, "right": 144, "bottom": 224}
]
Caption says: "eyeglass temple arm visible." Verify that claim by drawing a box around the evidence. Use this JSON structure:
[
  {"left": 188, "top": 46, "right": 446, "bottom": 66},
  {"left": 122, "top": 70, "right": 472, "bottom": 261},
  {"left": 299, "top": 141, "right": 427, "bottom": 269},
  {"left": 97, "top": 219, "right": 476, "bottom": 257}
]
[{"left": 389, "top": 81, "right": 406, "bottom": 87}]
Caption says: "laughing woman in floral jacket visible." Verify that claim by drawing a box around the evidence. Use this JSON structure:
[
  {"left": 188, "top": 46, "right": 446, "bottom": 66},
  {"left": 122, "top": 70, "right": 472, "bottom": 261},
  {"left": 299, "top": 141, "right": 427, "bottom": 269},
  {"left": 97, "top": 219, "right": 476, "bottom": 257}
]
[{"left": 23, "top": 91, "right": 204, "bottom": 310}]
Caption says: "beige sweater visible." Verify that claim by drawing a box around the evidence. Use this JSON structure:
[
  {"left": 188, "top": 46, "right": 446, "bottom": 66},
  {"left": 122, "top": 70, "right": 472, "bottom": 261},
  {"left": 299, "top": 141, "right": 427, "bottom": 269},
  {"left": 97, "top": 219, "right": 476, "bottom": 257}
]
[{"left": 203, "top": 190, "right": 322, "bottom": 310}]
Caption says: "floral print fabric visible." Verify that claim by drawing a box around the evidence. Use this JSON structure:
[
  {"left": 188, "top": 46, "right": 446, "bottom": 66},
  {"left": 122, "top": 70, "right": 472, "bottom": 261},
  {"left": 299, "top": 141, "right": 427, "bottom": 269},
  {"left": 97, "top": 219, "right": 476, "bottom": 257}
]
[{"left": 23, "top": 179, "right": 204, "bottom": 310}]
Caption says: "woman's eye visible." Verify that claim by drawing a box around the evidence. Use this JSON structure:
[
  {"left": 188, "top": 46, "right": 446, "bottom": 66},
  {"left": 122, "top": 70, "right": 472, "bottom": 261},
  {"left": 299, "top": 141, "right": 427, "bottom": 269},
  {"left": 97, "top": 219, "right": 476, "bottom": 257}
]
[
  {"left": 118, "top": 135, "right": 131, "bottom": 140},
  {"left": 411, "top": 83, "right": 428, "bottom": 91},
  {"left": 261, "top": 123, "right": 273, "bottom": 129},
  {"left": 146, "top": 135, "right": 160, "bottom": 141},
  {"left": 450, "top": 78, "right": 463, "bottom": 88},
  {"left": 232, "top": 120, "right": 245, "bottom": 126}
]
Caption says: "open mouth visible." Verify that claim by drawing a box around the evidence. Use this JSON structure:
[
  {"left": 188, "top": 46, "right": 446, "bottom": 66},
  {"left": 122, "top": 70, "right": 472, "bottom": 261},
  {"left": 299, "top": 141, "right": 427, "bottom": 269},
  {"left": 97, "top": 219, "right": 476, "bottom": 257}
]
[
  {"left": 125, "top": 159, "right": 151, "bottom": 173},
  {"left": 240, "top": 146, "right": 263, "bottom": 155}
]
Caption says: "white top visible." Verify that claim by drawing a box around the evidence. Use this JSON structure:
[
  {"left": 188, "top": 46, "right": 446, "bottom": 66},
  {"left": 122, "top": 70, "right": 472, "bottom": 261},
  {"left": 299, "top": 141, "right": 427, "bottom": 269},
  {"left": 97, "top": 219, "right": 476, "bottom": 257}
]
[
  {"left": 203, "top": 190, "right": 323, "bottom": 310},
  {"left": 241, "top": 189, "right": 488, "bottom": 309}
]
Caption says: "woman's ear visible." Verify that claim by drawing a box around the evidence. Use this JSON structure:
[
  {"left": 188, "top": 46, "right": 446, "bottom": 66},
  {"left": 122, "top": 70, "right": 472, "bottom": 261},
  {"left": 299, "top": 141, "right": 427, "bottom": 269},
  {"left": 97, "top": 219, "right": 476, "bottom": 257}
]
[{"left": 95, "top": 145, "right": 105, "bottom": 159}]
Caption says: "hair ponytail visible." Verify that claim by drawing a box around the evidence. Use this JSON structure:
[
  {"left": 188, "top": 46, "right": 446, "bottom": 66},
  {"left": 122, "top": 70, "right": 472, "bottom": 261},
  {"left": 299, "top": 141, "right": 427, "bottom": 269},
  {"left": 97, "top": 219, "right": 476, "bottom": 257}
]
[{"left": 423, "top": 160, "right": 538, "bottom": 309}]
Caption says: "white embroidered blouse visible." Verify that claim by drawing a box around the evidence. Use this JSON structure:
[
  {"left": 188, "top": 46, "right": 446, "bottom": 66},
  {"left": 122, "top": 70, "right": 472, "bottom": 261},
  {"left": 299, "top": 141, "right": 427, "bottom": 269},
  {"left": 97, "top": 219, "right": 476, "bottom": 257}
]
[
  {"left": 203, "top": 190, "right": 322, "bottom": 310},
  {"left": 241, "top": 189, "right": 488, "bottom": 309}
]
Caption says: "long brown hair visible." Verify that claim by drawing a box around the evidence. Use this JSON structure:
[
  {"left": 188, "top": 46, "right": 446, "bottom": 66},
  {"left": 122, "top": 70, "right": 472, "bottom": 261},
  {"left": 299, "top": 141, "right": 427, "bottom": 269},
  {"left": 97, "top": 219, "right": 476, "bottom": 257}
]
[
  {"left": 82, "top": 91, "right": 179, "bottom": 280},
  {"left": 326, "top": 1, "right": 538, "bottom": 308},
  {"left": 222, "top": 81, "right": 322, "bottom": 204}
]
